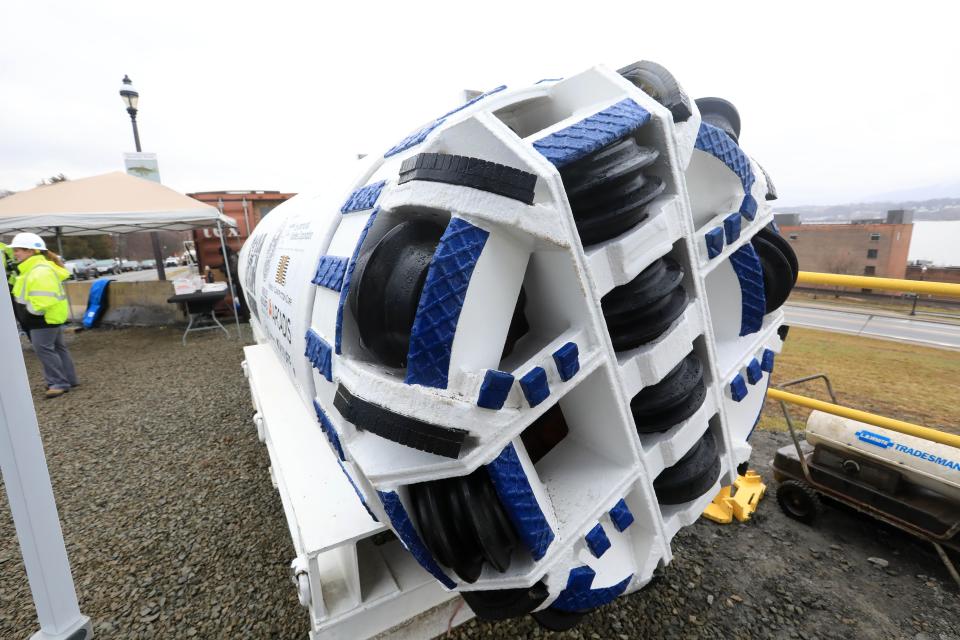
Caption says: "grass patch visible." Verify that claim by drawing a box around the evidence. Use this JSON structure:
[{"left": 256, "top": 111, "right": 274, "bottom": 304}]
[{"left": 758, "top": 327, "right": 960, "bottom": 435}]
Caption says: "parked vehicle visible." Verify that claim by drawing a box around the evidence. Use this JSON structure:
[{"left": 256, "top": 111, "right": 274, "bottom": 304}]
[
  {"left": 64, "top": 258, "right": 97, "bottom": 280},
  {"left": 94, "top": 259, "right": 121, "bottom": 275},
  {"left": 164, "top": 256, "right": 179, "bottom": 267},
  {"left": 140, "top": 259, "right": 157, "bottom": 269},
  {"left": 121, "top": 259, "right": 139, "bottom": 272}
]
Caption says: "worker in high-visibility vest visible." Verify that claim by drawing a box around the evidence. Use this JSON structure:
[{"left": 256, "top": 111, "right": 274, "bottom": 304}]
[
  {"left": 9, "top": 232, "right": 79, "bottom": 399},
  {"left": 1, "top": 241, "right": 14, "bottom": 290}
]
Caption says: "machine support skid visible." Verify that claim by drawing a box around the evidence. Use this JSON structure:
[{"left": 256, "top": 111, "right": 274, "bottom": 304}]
[
  {"left": 243, "top": 345, "right": 474, "bottom": 638},
  {"left": 0, "top": 275, "right": 91, "bottom": 640}
]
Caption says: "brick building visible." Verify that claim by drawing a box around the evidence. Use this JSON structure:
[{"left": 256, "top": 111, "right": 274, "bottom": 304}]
[
  {"left": 774, "top": 210, "right": 914, "bottom": 280},
  {"left": 187, "top": 190, "right": 295, "bottom": 270},
  {"left": 906, "top": 265, "right": 960, "bottom": 284}
]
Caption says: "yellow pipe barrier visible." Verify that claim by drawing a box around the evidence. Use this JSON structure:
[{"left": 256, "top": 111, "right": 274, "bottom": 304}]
[
  {"left": 766, "top": 387, "right": 960, "bottom": 449},
  {"left": 796, "top": 271, "right": 960, "bottom": 298}
]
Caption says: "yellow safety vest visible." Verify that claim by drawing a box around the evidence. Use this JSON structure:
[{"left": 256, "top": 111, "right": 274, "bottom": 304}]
[
  {"left": 12, "top": 254, "right": 69, "bottom": 325},
  {"left": 1, "top": 243, "right": 14, "bottom": 287}
]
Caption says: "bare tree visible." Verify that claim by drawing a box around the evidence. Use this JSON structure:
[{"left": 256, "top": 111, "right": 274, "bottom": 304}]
[{"left": 37, "top": 173, "right": 68, "bottom": 186}]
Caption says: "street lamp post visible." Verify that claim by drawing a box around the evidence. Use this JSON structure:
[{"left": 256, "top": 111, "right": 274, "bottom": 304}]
[{"left": 119, "top": 75, "right": 167, "bottom": 281}]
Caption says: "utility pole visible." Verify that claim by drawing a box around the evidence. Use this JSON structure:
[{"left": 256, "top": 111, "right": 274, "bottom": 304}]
[{"left": 120, "top": 75, "right": 167, "bottom": 280}]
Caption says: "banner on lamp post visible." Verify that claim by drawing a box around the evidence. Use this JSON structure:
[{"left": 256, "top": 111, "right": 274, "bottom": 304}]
[{"left": 123, "top": 152, "right": 161, "bottom": 183}]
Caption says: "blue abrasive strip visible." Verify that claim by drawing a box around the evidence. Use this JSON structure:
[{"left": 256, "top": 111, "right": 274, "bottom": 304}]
[
  {"left": 404, "top": 218, "right": 489, "bottom": 388},
  {"left": 313, "top": 401, "right": 377, "bottom": 520},
  {"left": 335, "top": 208, "right": 379, "bottom": 354},
  {"left": 729, "top": 244, "right": 766, "bottom": 336},
  {"left": 694, "top": 122, "right": 755, "bottom": 199},
  {"left": 533, "top": 98, "right": 651, "bottom": 168},
  {"left": 477, "top": 369, "right": 514, "bottom": 410},
  {"left": 609, "top": 499, "right": 634, "bottom": 532},
  {"left": 486, "top": 443, "right": 555, "bottom": 561},
  {"left": 518, "top": 367, "right": 550, "bottom": 407},
  {"left": 340, "top": 180, "right": 386, "bottom": 214},
  {"left": 439, "top": 85, "right": 507, "bottom": 119},
  {"left": 337, "top": 459, "right": 378, "bottom": 522},
  {"left": 377, "top": 491, "right": 456, "bottom": 588},
  {"left": 312, "top": 399, "right": 345, "bottom": 461},
  {"left": 552, "top": 342, "right": 580, "bottom": 382},
  {"left": 384, "top": 119, "right": 447, "bottom": 158},
  {"left": 551, "top": 566, "right": 634, "bottom": 613},
  {"left": 312, "top": 255, "right": 349, "bottom": 291},
  {"left": 304, "top": 329, "right": 333, "bottom": 382},
  {"left": 585, "top": 523, "right": 611, "bottom": 558}
]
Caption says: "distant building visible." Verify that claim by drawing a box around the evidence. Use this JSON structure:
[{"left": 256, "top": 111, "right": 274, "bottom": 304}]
[
  {"left": 906, "top": 264, "right": 960, "bottom": 285},
  {"left": 774, "top": 210, "right": 914, "bottom": 281}
]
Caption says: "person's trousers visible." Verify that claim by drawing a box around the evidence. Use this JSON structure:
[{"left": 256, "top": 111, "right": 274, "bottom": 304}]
[{"left": 29, "top": 326, "right": 78, "bottom": 390}]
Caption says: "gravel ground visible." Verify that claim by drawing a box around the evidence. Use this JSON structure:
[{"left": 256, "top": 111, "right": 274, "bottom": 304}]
[{"left": 1, "top": 327, "right": 958, "bottom": 639}]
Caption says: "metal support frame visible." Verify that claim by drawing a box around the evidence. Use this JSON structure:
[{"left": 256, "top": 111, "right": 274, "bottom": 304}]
[
  {"left": 180, "top": 306, "right": 230, "bottom": 346},
  {"left": 768, "top": 386, "right": 960, "bottom": 449},
  {"left": 216, "top": 219, "right": 242, "bottom": 340},
  {"left": 0, "top": 267, "right": 91, "bottom": 640},
  {"left": 774, "top": 374, "right": 960, "bottom": 589},
  {"left": 54, "top": 228, "right": 76, "bottom": 324}
]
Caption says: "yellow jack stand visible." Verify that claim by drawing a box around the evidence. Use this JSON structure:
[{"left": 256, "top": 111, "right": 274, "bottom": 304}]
[{"left": 702, "top": 470, "right": 767, "bottom": 523}]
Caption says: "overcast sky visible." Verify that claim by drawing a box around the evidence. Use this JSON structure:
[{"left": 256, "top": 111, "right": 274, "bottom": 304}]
[{"left": 2, "top": 1, "right": 958, "bottom": 207}]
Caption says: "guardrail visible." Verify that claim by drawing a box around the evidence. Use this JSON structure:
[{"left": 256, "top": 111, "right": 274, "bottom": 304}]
[
  {"left": 766, "top": 387, "right": 960, "bottom": 449},
  {"left": 796, "top": 271, "right": 960, "bottom": 297},
  {"left": 770, "top": 271, "right": 959, "bottom": 448}
]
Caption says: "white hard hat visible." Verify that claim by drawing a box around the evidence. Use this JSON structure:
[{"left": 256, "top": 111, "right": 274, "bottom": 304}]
[{"left": 9, "top": 232, "right": 46, "bottom": 251}]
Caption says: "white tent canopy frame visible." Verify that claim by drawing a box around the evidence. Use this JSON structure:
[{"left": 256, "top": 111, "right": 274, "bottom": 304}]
[
  {"left": 0, "top": 172, "right": 242, "bottom": 336},
  {"left": 1, "top": 173, "right": 244, "bottom": 639}
]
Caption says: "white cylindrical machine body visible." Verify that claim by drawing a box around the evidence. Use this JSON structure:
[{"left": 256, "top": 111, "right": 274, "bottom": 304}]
[
  {"left": 239, "top": 64, "right": 795, "bottom": 632},
  {"left": 806, "top": 410, "right": 960, "bottom": 502},
  {"left": 240, "top": 190, "right": 344, "bottom": 405}
]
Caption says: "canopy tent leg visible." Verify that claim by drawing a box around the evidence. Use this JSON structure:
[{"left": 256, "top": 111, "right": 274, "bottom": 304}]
[
  {"left": 0, "top": 269, "right": 92, "bottom": 640},
  {"left": 54, "top": 228, "right": 75, "bottom": 323},
  {"left": 217, "top": 220, "right": 242, "bottom": 340},
  {"left": 150, "top": 231, "right": 166, "bottom": 281}
]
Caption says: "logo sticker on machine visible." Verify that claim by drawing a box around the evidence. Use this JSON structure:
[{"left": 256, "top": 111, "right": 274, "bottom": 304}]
[
  {"left": 855, "top": 430, "right": 958, "bottom": 472},
  {"left": 855, "top": 430, "right": 894, "bottom": 449},
  {"left": 275, "top": 255, "right": 290, "bottom": 286}
]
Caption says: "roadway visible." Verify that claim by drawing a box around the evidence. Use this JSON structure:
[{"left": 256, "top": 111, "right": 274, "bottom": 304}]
[{"left": 784, "top": 304, "right": 960, "bottom": 350}]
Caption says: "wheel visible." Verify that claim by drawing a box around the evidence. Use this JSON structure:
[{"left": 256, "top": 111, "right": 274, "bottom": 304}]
[
  {"left": 695, "top": 97, "right": 741, "bottom": 143},
  {"left": 631, "top": 353, "right": 706, "bottom": 433},
  {"left": 751, "top": 226, "right": 798, "bottom": 313},
  {"left": 461, "top": 582, "right": 548, "bottom": 620},
  {"left": 602, "top": 257, "right": 688, "bottom": 351},
  {"left": 653, "top": 430, "right": 722, "bottom": 504},
  {"left": 350, "top": 218, "right": 445, "bottom": 367},
  {"left": 531, "top": 607, "right": 586, "bottom": 632},
  {"left": 617, "top": 60, "right": 692, "bottom": 123},
  {"left": 776, "top": 480, "right": 823, "bottom": 524}
]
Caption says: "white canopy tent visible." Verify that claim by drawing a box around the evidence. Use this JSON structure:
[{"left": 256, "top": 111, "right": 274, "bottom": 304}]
[
  {"left": 0, "top": 173, "right": 243, "bottom": 639},
  {"left": 0, "top": 171, "right": 235, "bottom": 235},
  {"left": 0, "top": 171, "right": 242, "bottom": 335}
]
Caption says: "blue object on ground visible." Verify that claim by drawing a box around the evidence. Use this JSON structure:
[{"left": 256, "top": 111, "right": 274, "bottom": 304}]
[{"left": 82, "top": 279, "right": 111, "bottom": 329}]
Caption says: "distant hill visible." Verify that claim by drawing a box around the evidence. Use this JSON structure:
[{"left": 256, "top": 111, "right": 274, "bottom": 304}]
[{"left": 775, "top": 197, "right": 960, "bottom": 222}]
